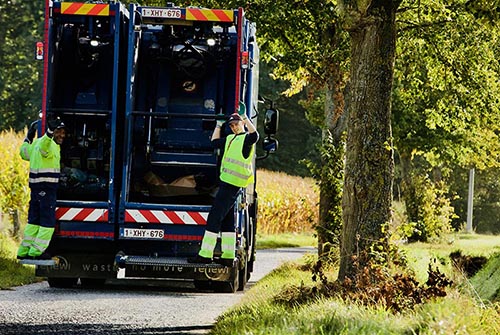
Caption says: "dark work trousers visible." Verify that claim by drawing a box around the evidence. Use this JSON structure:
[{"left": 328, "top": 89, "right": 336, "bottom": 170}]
[
  {"left": 27, "top": 187, "right": 57, "bottom": 228},
  {"left": 205, "top": 182, "right": 241, "bottom": 234}
]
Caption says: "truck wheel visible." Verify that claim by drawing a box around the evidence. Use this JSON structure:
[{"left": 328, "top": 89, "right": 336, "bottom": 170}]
[{"left": 47, "top": 277, "right": 78, "bottom": 288}]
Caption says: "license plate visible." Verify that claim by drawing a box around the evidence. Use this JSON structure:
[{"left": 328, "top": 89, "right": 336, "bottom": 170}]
[
  {"left": 121, "top": 228, "right": 164, "bottom": 239},
  {"left": 142, "top": 8, "right": 182, "bottom": 19}
]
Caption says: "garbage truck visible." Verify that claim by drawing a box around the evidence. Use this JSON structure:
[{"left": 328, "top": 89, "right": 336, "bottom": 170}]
[{"left": 32, "top": 1, "right": 278, "bottom": 293}]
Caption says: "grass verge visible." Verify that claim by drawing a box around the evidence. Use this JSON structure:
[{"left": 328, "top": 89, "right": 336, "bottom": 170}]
[
  {"left": 469, "top": 251, "right": 500, "bottom": 302},
  {"left": 400, "top": 232, "right": 500, "bottom": 282},
  {"left": 0, "top": 233, "right": 39, "bottom": 289},
  {"left": 256, "top": 233, "right": 316, "bottom": 249},
  {"left": 212, "top": 234, "right": 500, "bottom": 335}
]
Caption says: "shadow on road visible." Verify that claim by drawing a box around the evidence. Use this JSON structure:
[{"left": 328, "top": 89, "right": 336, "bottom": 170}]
[{"left": 0, "top": 323, "right": 212, "bottom": 335}]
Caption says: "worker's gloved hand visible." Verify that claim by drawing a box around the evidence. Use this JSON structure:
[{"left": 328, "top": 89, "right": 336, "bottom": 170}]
[
  {"left": 215, "top": 113, "right": 225, "bottom": 128},
  {"left": 25, "top": 120, "right": 39, "bottom": 143},
  {"left": 237, "top": 101, "right": 247, "bottom": 120},
  {"left": 47, "top": 118, "right": 64, "bottom": 138}
]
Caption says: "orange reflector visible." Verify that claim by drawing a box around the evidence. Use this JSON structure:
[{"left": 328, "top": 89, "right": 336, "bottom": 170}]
[
  {"left": 61, "top": 2, "right": 110, "bottom": 16},
  {"left": 36, "top": 41, "right": 44, "bottom": 60},
  {"left": 186, "top": 8, "right": 234, "bottom": 22},
  {"left": 241, "top": 51, "right": 249, "bottom": 69}
]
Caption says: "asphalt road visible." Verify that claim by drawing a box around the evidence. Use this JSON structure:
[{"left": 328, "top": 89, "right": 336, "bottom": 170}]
[{"left": 0, "top": 247, "right": 315, "bottom": 335}]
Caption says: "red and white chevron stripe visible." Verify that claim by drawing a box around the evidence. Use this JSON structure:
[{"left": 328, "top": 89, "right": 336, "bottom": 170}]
[
  {"left": 56, "top": 207, "right": 109, "bottom": 222},
  {"left": 124, "top": 209, "right": 207, "bottom": 225}
]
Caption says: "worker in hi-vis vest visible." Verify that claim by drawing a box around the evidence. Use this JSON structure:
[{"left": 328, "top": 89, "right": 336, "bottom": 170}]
[
  {"left": 189, "top": 102, "right": 258, "bottom": 266},
  {"left": 17, "top": 118, "right": 66, "bottom": 261}
]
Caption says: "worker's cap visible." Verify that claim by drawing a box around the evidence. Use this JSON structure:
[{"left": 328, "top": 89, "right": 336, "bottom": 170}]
[
  {"left": 47, "top": 117, "right": 66, "bottom": 131},
  {"left": 227, "top": 113, "right": 242, "bottom": 124}
]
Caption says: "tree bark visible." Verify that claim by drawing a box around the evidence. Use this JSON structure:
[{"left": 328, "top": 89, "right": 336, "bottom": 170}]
[{"left": 338, "top": 1, "right": 397, "bottom": 280}]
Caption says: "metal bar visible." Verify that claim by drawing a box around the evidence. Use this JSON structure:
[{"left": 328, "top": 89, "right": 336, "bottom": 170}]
[
  {"left": 49, "top": 108, "right": 112, "bottom": 116},
  {"left": 131, "top": 111, "right": 218, "bottom": 119},
  {"left": 466, "top": 168, "right": 475, "bottom": 233}
]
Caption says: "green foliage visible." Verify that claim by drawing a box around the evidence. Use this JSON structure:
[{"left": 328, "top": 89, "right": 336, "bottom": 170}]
[
  {"left": 394, "top": 2, "right": 500, "bottom": 169},
  {"left": 0, "top": 0, "right": 44, "bottom": 131},
  {"left": 255, "top": 62, "right": 321, "bottom": 177},
  {"left": 248, "top": 0, "right": 349, "bottom": 95},
  {"left": 303, "top": 131, "right": 344, "bottom": 256},
  {"left": 400, "top": 172, "right": 455, "bottom": 242},
  {"left": 393, "top": 1, "right": 500, "bottom": 234}
]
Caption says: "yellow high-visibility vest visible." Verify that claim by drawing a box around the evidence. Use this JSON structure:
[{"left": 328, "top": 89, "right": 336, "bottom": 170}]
[
  {"left": 20, "top": 134, "right": 61, "bottom": 187},
  {"left": 220, "top": 134, "right": 254, "bottom": 187}
]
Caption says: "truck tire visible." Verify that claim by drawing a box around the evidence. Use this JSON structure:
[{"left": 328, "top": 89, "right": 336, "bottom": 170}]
[{"left": 47, "top": 277, "right": 78, "bottom": 288}]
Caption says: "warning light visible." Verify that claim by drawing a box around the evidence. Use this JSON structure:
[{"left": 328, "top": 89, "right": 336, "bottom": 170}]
[
  {"left": 35, "top": 42, "right": 44, "bottom": 60},
  {"left": 241, "top": 51, "right": 249, "bottom": 69}
]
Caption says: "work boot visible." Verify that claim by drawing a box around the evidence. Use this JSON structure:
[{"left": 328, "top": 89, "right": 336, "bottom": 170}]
[{"left": 187, "top": 255, "right": 212, "bottom": 264}]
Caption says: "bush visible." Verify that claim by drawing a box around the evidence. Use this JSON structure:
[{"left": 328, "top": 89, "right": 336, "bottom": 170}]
[
  {"left": 257, "top": 169, "right": 318, "bottom": 234},
  {"left": 0, "top": 130, "right": 30, "bottom": 238},
  {"left": 401, "top": 174, "right": 455, "bottom": 242}
]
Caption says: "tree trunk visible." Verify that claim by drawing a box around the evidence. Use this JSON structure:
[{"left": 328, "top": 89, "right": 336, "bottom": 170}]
[{"left": 338, "top": 1, "right": 398, "bottom": 280}]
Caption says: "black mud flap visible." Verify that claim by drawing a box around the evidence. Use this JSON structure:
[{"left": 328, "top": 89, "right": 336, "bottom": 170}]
[{"left": 115, "top": 255, "right": 238, "bottom": 284}]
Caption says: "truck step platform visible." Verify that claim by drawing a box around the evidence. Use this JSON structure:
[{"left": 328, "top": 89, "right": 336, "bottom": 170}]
[
  {"left": 19, "top": 259, "right": 57, "bottom": 266},
  {"left": 115, "top": 255, "right": 237, "bottom": 281},
  {"left": 116, "top": 255, "right": 227, "bottom": 268}
]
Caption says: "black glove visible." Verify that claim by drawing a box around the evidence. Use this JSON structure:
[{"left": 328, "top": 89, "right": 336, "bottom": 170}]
[
  {"left": 47, "top": 118, "right": 64, "bottom": 138},
  {"left": 25, "top": 120, "right": 39, "bottom": 143}
]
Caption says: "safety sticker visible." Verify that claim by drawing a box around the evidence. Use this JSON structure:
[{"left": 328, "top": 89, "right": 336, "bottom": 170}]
[
  {"left": 124, "top": 209, "right": 207, "bottom": 225},
  {"left": 56, "top": 207, "right": 109, "bottom": 222},
  {"left": 186, "top": 8, "right": 234, "bottom": 22},
  {"left": 61, "top": 3, "right": 110, "bottom": 16}
]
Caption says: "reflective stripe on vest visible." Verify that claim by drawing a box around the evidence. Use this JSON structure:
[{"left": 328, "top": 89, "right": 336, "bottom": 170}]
[
  {"left": 220, "top": 134, "right": 254, "bottom": 187},
  {"left": 29, "top": 168, "right": 60, "bottom": 184}
]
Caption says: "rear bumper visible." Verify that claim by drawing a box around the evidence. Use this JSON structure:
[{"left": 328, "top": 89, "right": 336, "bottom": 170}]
[{"left": 115, "top": 254, "right": 237, "bottom": 281}]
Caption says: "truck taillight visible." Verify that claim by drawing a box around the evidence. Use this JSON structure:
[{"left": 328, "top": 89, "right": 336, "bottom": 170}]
[
  {"left": 241, "top": 51, "right": 249, "bottom": 69},
  {"left": 36, "top": 42, "right": 44, "bottom": 60}
]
